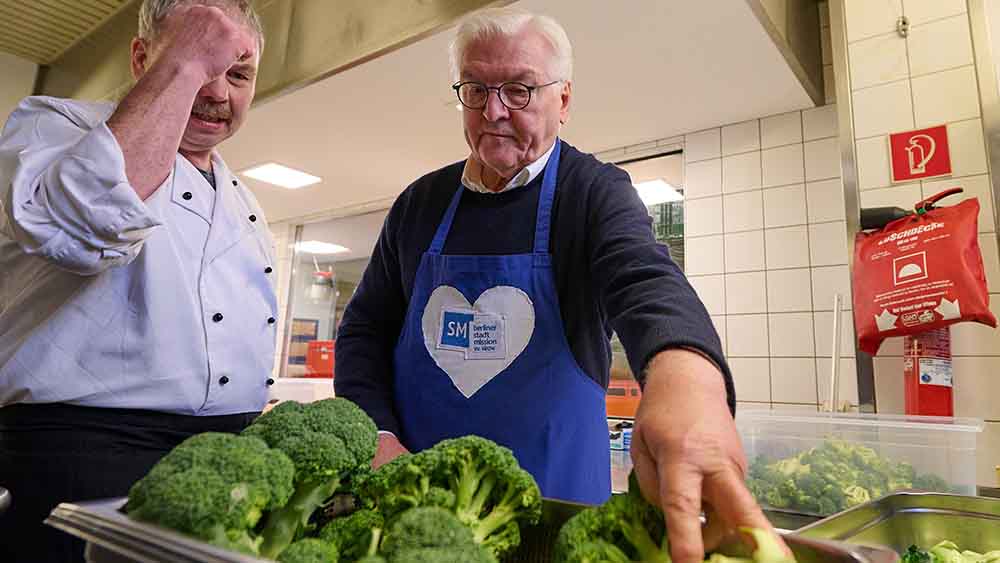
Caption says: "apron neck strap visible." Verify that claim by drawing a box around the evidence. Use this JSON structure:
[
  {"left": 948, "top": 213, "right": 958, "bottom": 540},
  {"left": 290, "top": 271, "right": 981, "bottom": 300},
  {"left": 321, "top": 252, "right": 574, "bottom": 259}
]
[
  {"left": 428, "top": 185, "right": 464, "bottom": 254},
  {"left": 533, "top": 139, "right": 561, "bottom": 254},
  {"left": 428, "top": 139, "right": 562, "bottom": 256}
]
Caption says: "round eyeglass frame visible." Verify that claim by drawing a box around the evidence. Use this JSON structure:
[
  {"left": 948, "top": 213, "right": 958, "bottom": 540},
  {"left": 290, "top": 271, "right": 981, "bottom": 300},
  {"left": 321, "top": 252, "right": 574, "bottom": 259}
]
[{"left": 452, "top": 80, "right": 561, "bottom": 111}]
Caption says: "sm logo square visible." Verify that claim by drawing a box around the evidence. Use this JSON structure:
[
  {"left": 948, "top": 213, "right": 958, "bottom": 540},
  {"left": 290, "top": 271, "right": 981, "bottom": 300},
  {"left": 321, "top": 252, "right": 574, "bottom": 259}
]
[{"left": 440, "top": 310, "right": 474, "bottom": 349}]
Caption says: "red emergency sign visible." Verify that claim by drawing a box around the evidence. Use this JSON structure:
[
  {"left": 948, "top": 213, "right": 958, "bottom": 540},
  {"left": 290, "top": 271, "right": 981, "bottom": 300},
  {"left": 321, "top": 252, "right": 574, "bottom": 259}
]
[{"left": 889, "top": 125, "right": 952, "bottom": 183}]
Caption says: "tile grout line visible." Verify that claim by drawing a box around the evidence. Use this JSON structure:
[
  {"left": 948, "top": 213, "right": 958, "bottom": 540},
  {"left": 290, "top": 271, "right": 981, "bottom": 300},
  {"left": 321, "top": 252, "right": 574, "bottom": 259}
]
[
  {"left": 853, "top": 115, "right": 985, "bottom": 144},
  {"left": 802, "top": 101, "right": 822, "bottom": 405},
  {"left": 757, "top": 117, "right": 773, "bottom": 405},
  {"left": 850, "top": 64, "right": 977, "bottom": 95},
  {"left": 717, "top": 127, "right": 729, "bottom": 360}
]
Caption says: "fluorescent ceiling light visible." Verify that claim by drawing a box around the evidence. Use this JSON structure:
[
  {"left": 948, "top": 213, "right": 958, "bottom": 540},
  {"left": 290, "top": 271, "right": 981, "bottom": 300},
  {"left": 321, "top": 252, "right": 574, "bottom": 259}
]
[
  {"left": 296, "top": 240, "right": 350, "bottom": 254},
  {"left": 634, "top": 179, "right": 683, "bottom": 206},
  {"left": 242, "top": 163, "right": 322, "bottom": 189}
]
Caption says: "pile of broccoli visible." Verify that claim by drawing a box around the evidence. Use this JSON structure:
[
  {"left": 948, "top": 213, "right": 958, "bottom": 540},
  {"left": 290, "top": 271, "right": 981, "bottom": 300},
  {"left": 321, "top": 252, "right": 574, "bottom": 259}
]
[
  {"left": 125, "top": 399, "right": 541, "bottom": 562},
  {"left": 902, "top": 541, "right": 1000, "bottom": 562},
  {"left": 554, "top": 481, "right": 794, "bottom": 563},
  {"left": 746, "top": 440, "right": 952, "bottom": 515},
  {"left": 355, "top": 435, "right": 542, "bottom": 560}
]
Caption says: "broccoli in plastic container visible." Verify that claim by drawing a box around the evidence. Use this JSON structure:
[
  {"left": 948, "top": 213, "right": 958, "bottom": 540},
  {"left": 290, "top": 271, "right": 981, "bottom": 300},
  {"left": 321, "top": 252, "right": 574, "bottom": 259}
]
[{"left": 746, "top": 440, "right": 954, "bottom": 515}]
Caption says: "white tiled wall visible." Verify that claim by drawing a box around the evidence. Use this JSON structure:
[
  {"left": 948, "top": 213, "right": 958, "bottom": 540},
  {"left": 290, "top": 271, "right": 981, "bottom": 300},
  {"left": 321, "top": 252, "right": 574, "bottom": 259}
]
[
  {"left": 842, "top": 0, "right": 1000, "bottom": 486},
  {"left": 679, "top": 4, "right": 851, "bottom": 414},
  {"left": 685, "top": 98, "right": 849, "bottom": 412}
]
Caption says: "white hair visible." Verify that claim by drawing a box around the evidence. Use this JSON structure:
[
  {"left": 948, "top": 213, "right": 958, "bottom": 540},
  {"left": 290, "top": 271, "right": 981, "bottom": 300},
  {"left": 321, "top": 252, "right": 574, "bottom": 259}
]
[
  {"left": 138, "top": 0, "right": 264, "bottom": 51},
  {"left": 449, "top": 7, "right": 573, "bottom": 83}
]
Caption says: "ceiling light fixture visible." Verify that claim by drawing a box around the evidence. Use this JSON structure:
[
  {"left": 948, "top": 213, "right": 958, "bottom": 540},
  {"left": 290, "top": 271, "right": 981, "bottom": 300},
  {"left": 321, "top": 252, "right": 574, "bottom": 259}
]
[
  {"left": 241, "top": 163, "right": 322, "bottom": 189},
  {"left": 633, "top": 179, "right": 684, "bottom": 206},
  {"left": 296, "top": 240, "right": 350, "bottom": 254}
]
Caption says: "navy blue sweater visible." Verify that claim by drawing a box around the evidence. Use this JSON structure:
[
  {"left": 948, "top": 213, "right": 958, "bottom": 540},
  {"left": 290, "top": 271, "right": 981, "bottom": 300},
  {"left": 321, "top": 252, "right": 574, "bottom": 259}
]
[{"left": 334, "top": 141, "right": 733, "bottom": 435}]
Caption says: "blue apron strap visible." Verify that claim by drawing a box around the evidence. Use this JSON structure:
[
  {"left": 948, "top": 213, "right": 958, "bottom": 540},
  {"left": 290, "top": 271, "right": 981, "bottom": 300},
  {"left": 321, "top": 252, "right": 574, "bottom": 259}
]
[
  {"left": 533, "top": 140, "right": 562, "bottom": 254},
  {"left": 428, "top": 185, "right": 465, "bottom": 255}
]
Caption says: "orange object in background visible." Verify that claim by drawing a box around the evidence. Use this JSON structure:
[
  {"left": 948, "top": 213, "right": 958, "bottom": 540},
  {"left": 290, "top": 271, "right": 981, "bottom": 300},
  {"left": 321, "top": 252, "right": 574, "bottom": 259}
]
[
  {"left": 606, "top": 379, "right": 641, "bottom": 419},
  {"left": 305, "top": 340, "right": 335, "bottom": 378}
]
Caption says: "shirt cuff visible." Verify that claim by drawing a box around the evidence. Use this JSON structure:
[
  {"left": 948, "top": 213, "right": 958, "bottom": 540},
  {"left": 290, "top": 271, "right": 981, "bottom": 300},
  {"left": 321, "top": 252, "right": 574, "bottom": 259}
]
[{"left": 47, "top": 121, "right": 162, "bottom": 243}]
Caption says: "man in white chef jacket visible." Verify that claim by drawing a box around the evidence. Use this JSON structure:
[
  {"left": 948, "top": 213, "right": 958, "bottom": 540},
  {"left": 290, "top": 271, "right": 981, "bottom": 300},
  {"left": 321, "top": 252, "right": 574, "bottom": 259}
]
[{"left": 0, "top": 2, "right": 278, "bottom": 561}]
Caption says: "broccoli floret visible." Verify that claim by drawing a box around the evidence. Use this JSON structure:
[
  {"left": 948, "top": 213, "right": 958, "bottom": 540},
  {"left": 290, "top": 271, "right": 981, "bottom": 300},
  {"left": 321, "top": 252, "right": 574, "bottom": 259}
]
[
  {"left": 903, "top": 541, "right": 1000, "bottom": 563},
  {"left": 319, "top": 508, "right": 383, "bottom": 560},
  {"left": 360, "top": 450, "right": 442, "bottom": 521},
  {"left": 842, "top": 485, "right": 871, "bottom": 507},
  {"left": 379, "top": 507, "right": 496, "bottom": 563},
  {"left": 126, "top": 432, "right": 295, "bottom": 555},
  {"left": 424, "top": 486, "right": 456, "bottom": 510},
  {"left": 277, "top": 538, "right": 339, "bottom": 563},
  {"left": 887, "top": 462, "right": 917, "bottom": 492},
  {"left": 912, "top": 472, "right": 950, "bottom": 493},
  {"left": 362, "top": 436, "right": 540, "bottom": 558},
  {"left": 389, "top": 545, "right": 497, "bottom": 563},
  {"left": 554, "top": 493, "right": 668, "bottom": 563},
  {"left": 561, "top": 539, "right": 631, "bottom": 563},
  {"left": 432, "top": 436, "right": 542, "bottom": 558},
  {"left": 558, "top": 502, "right": 793, "bottom": 563},
  {"left": 901, "top": 545, "right": 932, "bottom": 563},
  {"left": 244, "top": 398, "right": 378, "bottom": 558},
  {"left": 380, "top": 507, "right": 476, "bottom": 554}
]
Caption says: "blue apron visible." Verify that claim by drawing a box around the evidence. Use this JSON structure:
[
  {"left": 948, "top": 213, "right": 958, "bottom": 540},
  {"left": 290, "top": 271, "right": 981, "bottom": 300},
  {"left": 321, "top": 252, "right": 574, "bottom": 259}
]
[{"left": 392, "top": 141, "right": 611, "bottom": 505}]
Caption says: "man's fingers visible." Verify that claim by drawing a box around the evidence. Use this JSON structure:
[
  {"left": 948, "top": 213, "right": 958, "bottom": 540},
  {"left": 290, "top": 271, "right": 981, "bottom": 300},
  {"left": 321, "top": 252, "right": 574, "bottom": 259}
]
[
  {"left": 660, "top": 464, "right": 706, "bottom": 563},
  {"left": 701, "top": 507, "right": 728, "bottom": 553},
  {"left": 706, "top": 468, "right": 790, "bottom": 555},
  {"left": 629, "top": 429, "right": 662, "bottom": 506}
]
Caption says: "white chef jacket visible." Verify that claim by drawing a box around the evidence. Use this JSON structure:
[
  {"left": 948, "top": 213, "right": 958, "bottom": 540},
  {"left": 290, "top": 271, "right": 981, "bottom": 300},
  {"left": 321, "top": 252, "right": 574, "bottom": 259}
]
[{"left": 0, "top": 96, "right": 277, "bottom": 415}]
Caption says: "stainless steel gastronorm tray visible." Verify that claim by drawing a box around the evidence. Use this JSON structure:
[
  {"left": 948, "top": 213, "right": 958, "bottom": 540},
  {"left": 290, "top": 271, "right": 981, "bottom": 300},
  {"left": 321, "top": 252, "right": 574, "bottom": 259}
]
[
  {"left": 797, "top": 492, "right": 1000, "bottom": 555},
  {"left": 46, "top": 496, "right": 899, "bottom": 563}
]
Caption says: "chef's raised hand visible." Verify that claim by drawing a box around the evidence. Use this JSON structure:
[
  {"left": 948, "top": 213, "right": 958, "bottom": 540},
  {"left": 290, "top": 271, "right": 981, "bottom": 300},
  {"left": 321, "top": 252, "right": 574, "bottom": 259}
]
[
  {"left": 630, "top": 349, "right": 788, "bottom": 562},
  {"left": 154, "top": 4, "right": 257, "bottom": 86}
]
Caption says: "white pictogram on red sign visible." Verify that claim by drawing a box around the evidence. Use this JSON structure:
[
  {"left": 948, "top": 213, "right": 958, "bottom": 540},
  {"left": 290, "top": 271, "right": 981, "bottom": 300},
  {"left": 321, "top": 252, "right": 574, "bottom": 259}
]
[
  {"left": 889, "top": 125, "right": 952, "bottom": 183},
  {"left": 893, "top": 251, "right": 928, "bottom": 286}
]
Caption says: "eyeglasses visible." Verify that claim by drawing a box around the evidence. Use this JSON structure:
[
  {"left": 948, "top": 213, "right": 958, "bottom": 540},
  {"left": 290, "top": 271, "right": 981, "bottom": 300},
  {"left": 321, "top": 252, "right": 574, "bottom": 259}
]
[{"left": 452, "top": 80, "right": 561, "bottom": 111}]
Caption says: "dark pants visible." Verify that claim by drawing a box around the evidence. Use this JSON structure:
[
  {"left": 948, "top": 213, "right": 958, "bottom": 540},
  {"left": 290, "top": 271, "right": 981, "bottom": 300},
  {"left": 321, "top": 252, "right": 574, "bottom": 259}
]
[{"left": 0, "top": 403, "right": 259, "bottom": 563}]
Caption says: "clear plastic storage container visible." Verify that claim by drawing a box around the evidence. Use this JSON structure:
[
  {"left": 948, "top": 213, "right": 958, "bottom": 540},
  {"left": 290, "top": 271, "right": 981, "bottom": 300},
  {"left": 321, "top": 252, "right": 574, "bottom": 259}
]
[{"left": 736, "top": 409, "right": 982, "bottom": 517}]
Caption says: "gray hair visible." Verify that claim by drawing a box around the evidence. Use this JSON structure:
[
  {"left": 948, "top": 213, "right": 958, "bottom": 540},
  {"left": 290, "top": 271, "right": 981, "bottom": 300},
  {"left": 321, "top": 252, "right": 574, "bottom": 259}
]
[
  {"left": 138, "top": 0, "right": 265, "bottom": 52},
  {"left": 449, "top": 7, "right": 572, "bottom": 83}
]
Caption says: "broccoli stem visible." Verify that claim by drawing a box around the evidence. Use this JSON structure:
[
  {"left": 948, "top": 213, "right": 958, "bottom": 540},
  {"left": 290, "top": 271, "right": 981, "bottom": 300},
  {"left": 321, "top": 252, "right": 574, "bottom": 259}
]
[
  {"left": 620, "top": 519, "right": 668, "bottom": 562},
  {"left": 367, "top": 528, "right": 382, "bottom": 557},
  {"left": 259, "top": 476, "right": 342, "bottom": 558},
  {"left": 472, "top": 485, "right": 516, "bottom": 542},
  {"left": 452, "top": 462, "right": 483, "bottom": 513}
]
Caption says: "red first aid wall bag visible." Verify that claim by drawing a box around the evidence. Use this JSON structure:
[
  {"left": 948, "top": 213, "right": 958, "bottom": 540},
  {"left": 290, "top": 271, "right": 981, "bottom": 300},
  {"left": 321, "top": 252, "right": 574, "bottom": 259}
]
[{"left": 853, "top": 188, "right": 996, "bottom": 354}]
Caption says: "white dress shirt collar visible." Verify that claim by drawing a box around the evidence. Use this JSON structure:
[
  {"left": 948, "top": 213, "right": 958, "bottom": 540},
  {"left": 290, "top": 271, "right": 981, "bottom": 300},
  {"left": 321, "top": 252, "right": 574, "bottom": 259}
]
[{"left": 461, "top": 140, "right": 557, "bottom": 194}]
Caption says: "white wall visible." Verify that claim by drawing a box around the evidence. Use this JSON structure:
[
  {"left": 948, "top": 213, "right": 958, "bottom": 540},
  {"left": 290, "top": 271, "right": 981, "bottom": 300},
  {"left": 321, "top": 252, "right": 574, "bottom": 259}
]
[
  {"left": 674, "top": 9, "right": 852, "bottom": 414},
  {"left": 0, "top": 52, "right": 37, "bottom": 123},
  {"left": 841, "top": 0, "right": 1000, "bottom": 487}
]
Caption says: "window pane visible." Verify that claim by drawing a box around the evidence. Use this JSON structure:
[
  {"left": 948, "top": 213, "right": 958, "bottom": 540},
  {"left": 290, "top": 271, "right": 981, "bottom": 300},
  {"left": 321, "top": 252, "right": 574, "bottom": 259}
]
[
  {"left": 608, "top": 152, "right": 684, "bottom": 415},
  {"left": 282, "top": 210, "right": 388, "bottom": 378}
]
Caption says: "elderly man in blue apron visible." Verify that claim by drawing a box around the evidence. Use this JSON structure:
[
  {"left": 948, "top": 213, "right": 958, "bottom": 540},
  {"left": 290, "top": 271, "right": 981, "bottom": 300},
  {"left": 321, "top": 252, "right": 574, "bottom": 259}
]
[{"left": 335, "top": 7, "right": 782, "bottom": 562}]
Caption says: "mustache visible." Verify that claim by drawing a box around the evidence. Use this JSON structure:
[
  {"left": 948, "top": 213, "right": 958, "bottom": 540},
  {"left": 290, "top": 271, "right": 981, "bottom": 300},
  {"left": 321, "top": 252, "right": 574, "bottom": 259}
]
[{"left": 191, "top": 102, "right": 232, "bottom": 121}]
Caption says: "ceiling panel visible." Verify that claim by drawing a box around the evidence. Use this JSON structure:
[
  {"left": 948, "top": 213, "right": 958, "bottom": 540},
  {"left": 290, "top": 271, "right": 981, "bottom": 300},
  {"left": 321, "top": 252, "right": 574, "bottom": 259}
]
[
  {"left": 0, "top": 0, "right": 133, "bottom": 64},
  {"left": 223, "top": 0, "right": 817, "bottom": 223}
]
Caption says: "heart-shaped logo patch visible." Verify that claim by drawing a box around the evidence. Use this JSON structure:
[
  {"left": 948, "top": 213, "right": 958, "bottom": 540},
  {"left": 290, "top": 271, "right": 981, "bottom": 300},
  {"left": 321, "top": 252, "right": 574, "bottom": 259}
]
[{"left": 421, "top": 285, "right": 535, "bottom": 398}]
